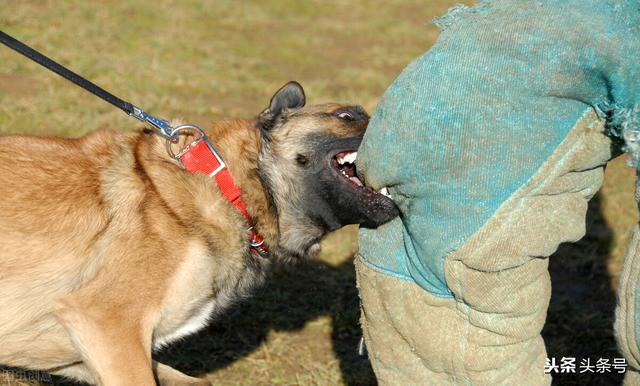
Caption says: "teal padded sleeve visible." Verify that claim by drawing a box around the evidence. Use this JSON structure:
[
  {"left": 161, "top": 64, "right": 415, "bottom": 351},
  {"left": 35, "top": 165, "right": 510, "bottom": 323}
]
[{"left": 357, "top": 0, "right": 640, "bottom": 297}]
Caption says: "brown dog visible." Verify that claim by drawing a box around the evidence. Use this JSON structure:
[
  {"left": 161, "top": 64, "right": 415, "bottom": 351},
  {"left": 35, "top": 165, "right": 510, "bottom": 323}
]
[{"left": 0, "top": 82, "right": 397, "bottom": 385}]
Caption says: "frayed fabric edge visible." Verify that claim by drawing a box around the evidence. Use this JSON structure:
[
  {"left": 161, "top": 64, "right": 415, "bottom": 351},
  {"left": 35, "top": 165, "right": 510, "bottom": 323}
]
[
  {"left": 595, "top": 101, "right": 640, "bottom": 168},
  {"left": 432, "top": 0, "right": 491, "bottom": 30}
]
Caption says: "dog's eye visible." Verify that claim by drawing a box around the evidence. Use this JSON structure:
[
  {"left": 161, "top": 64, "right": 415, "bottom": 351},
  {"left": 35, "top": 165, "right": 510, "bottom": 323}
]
[
  {"left": 296, "top": 154, "right": 308, "bottom": 166},
  {"left": 337, "top": 112, "right": 354, "bottom": 121}
]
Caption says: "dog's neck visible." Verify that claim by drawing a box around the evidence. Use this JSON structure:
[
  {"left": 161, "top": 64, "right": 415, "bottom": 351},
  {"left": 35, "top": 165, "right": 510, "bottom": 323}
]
[{"left": 205, "top": 119, "right": 280, "bottom": 252}]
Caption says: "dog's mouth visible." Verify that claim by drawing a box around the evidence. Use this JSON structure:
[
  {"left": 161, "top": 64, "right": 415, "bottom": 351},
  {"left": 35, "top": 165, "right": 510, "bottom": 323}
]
[
  {"left": 325, "top": 148, "right": 398, "bottom": 228},
  {"left": 330, "top": 150, "right": 392, "bottom": 200},
  {"left": 332, "top": 150, "right": 365, "bottom": 187}
]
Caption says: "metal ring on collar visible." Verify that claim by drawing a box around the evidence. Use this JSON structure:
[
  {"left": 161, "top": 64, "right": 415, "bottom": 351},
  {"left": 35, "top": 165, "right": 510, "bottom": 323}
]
[
  {"left": 248, "top": 226, "right": 265, "bottom": 248},
  {"left": 165, "top": 124, "right": 206, "bottom": 160}
]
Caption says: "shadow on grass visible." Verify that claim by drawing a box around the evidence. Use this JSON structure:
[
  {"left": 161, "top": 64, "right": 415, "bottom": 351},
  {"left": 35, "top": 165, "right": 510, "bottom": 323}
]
[
  {"left": 10, "top": 195, "right": 624, "bottom": 386},
  {"left": 159, "top": 194, "right": 624, "bottom": 386},
  {"left": 158, "top": 193, "right": 625, "bottom": 386},
  {"left": 155, "top": 259, "right": 376, "bottom": 386},
  {"left": 543, "top": 194, "right": 624, "bottom": 386}
]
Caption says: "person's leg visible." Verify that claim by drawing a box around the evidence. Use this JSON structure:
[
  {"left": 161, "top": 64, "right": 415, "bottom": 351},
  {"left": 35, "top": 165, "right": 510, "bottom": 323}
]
[
  {"left": 355, "top": 1, "right": 640, "bottom": 383},
  {"left": 616, "top": 180, "right": 640, "bottom": 385},
  {"left": 616, "top": 224, "right": 640, "bottom": 385},
  {"left": 358, "top": 110, "right": 612, "bottom": 385}
]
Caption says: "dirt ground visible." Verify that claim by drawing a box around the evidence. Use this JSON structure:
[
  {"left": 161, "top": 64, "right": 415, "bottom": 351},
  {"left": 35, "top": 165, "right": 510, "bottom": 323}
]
[{"left": 0, "top": 1, "right": 636, "bottom": 385}]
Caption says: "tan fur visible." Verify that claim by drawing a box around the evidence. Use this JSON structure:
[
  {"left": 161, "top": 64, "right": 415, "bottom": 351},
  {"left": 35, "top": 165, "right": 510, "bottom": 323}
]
[
  {"left": 0, "top": 120, "right": 279, "bottom": 385},
  {"left": 0, "top": 87, "right": 375, "bottom": 385},
  {"left": 258, "top": 105, "right": 369, "bottom": 256}
]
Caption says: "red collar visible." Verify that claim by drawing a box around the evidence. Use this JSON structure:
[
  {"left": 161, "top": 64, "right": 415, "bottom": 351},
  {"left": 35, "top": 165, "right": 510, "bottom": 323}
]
[{"left": 175, "top": 134, "right": 268, "bottom": 257}]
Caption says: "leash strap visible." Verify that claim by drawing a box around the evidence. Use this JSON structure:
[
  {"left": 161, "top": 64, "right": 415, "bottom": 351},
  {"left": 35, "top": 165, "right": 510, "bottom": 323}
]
[
  {"left": 0, "top": 31, "right": 175, "bottom": 139},
  {"left": 0, "top": 31, "right": 268, "bottom": 257}
]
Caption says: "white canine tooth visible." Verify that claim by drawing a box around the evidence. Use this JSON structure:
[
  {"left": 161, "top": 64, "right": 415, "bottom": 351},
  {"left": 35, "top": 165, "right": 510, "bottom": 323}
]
[
  {"left": 344, "top": 152, "right": 357, "bottom": 164},
  {"left": 380, "top": 187, "right": 392, "bottom": 198}
]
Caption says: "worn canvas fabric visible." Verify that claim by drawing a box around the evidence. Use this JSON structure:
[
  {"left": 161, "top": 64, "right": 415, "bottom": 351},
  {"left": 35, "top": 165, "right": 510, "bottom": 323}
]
[
  {"left": 358, "top": 110, "right": 611, "bottom": 384},
  {"left": 617, "top": 224, "right": 640, "bottom": 385},
  {"left": 356, "top": 0, "right": 640, "bottom": 383}
]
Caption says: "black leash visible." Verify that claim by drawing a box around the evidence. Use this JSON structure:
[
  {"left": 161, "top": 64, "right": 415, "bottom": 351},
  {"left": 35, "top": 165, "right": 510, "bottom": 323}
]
[
  {"left": 0, "top": 30, "right": 175, "bottom": 139},
  {"left": 1, "top": 31, "right": 270, "bottom": 256}
]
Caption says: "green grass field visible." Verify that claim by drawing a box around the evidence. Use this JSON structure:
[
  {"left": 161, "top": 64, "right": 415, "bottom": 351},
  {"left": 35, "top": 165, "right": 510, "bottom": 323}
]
[{"left": 1, "top": 1, "right": 636, "bottom": 385}]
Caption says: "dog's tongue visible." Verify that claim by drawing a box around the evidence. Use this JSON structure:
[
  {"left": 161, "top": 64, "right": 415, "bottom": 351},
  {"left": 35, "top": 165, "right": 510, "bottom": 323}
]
[{"left": 350, "top": 176, "right": 363, "bottom": 186}]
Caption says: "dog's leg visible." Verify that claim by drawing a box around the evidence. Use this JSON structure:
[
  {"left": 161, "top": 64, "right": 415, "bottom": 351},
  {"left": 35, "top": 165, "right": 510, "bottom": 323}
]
[
  {"left": 54, "top": 298, "right": 155, "bottom": 386},
  {"left": 153, "top": 362, "right": 212, "bottom": 386},
  {"left": 52, "top": 248, "right": 166, "bottom": 386}
]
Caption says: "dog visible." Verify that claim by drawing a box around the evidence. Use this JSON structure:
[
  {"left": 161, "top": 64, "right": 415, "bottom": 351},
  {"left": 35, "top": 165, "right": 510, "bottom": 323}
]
[{"left": 0, "top": 81, "right": 398, "bottom": 385}]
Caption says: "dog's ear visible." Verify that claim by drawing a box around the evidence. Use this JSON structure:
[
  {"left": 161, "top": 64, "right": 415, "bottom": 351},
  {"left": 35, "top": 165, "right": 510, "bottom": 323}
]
[
  {"left": 268, "top": 81, "right": 306, "bottom": 114},
  {"left": 258, "top": 81, "right": 306, "bottom": 131}
]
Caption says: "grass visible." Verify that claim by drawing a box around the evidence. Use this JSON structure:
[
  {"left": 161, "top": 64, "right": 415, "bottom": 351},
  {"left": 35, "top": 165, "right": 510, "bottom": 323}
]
[{"left": 0, "top": 1, "right": 636, "bottom": 385}]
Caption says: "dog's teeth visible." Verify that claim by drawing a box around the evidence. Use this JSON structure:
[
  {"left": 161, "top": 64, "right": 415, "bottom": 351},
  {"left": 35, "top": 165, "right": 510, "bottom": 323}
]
[
  {"left": 380, "top": 187, "right": 392, "bottom": 198},
  {"left": 344, "top": 152, "right": 357, "bottom": 164},
  {"left": 336, "top": 152, "right": 357, "bottom": 165},
  {"left": 350, "top": 177, "right": 364, "bottom": 186}
]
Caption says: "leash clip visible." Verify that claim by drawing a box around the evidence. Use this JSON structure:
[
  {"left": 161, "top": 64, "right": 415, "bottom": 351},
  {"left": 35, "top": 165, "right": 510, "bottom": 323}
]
[{"left": 129, "top": 105, "right": 177, "bottom": 140}]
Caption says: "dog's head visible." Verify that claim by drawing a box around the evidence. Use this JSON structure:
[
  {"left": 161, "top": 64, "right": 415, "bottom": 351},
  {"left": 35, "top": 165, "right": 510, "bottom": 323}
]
[{"left": 257, "top": 81, "right": 399, "bottom": 258}]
